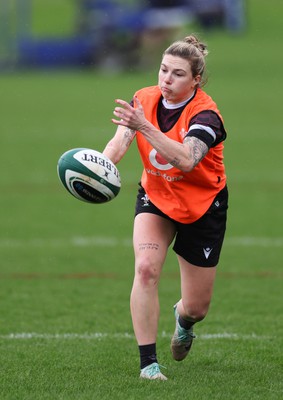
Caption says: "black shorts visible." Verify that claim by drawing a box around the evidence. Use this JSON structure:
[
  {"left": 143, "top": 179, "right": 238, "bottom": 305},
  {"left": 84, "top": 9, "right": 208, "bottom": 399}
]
[{"left": 135, "top": 185, "right": 228, "bottom": 267}]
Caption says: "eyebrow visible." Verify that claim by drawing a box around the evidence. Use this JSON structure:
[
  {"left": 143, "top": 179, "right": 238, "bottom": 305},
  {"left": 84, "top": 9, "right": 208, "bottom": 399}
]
[{"left": 160, "top": 63, "right": 186, "bottom": 73}]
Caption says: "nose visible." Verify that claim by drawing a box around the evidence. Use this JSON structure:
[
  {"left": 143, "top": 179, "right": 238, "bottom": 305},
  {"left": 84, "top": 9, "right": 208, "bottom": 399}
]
[{"left": 164, "top": 73, "right": 172, "bottom": 84}]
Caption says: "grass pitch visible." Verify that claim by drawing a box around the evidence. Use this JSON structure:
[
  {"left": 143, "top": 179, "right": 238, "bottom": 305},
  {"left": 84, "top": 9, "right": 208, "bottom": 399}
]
[{"left": 0, "top": 1, "right": 282, "bottom": 399}]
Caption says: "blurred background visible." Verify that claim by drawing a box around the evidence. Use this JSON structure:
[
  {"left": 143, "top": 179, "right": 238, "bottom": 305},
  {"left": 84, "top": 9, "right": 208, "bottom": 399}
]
[{"left": 0, "top": 0, "right": 246, "bottom": 71}]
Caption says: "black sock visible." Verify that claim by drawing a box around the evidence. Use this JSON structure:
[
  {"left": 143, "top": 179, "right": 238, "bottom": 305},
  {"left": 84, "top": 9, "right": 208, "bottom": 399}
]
[
  {"left": 178, "top": 315, "right": 195, "bottom": 330},
  {"left": 139, "top": 343, "right": 157, "bottom": 369}
]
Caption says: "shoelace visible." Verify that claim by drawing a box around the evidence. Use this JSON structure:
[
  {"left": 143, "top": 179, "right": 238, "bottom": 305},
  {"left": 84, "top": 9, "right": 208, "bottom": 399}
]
[
  {"left": 174, "top": 306, "right": 196, "bottom": 342},
  {"left": 147, "top": 363, "right": 167, "bottom": 377},
  {"left": 177, "top": 325, "right": 196, "bottom": 342}
]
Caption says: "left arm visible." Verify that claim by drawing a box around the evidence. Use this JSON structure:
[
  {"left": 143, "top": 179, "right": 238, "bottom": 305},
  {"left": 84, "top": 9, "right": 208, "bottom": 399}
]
[
  {"left": 103, "top": 125, "right": 135, "bottom": 165},
  {"left": 112, "top": 97, "right": 208, "bottom": 172}
]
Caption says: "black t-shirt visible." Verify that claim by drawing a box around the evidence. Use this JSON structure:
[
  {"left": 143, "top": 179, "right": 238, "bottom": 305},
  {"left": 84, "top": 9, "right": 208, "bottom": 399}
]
[{"left": 130, "top": 95, "right": 227, "bottom": 148}]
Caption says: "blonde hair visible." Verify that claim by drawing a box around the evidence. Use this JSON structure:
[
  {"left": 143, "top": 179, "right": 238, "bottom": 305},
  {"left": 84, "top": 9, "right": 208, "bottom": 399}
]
[{"left": 163, "top": 35, "right": 208, "bottom": 87}]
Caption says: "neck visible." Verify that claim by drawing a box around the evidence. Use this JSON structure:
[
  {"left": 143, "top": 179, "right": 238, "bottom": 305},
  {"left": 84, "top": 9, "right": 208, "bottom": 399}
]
[{"left": 162, "top": 90, "right": 196, "bottom": 109}]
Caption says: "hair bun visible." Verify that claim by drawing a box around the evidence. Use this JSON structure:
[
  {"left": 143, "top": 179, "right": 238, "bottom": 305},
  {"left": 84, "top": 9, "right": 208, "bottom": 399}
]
[{"left": 184, "top": 35, "right": 208, "bottom": 57}]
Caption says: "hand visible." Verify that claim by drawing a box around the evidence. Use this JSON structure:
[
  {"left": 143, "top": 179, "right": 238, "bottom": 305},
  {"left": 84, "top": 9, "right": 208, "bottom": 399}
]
[{"left": 112, "top": 97, "right": 148, "bottom": 131}]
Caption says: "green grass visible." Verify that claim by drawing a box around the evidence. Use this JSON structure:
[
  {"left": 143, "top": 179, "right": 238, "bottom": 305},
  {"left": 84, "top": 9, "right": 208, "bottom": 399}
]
[
  {"left": 0, "top": 0, "right": 282, "bottom": 399},
  {"left": 31, "top": 0, "right": 76, "bottom": 37}
]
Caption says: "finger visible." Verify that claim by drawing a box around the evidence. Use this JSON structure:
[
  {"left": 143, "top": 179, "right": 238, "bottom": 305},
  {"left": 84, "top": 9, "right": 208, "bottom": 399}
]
[
  {"left": 114, "top": 107, "right": 125, "bottom": 113},
  {"left": 134, "top": 96, "right": 142, "bottom": 108},
  {"left": 111, "top": 118, "right": 127, "bottom": 126},
  {"left": 113, "top": 107, "right": 125, "bottom": 117},
  {"left": 115, "top": 99, "right": 132, "bottom": 110}
]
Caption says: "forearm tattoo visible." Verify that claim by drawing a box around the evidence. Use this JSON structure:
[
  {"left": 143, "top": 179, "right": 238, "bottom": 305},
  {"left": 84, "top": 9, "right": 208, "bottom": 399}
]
[
  {"left": 123, "top": 128, "right": 136, "bottom": 147},
  {"left": 183, "top": 136, "right": 209, "bottom": 167},
  {"left": 169, "top": 157, "right": 182, "bottom": 167}
]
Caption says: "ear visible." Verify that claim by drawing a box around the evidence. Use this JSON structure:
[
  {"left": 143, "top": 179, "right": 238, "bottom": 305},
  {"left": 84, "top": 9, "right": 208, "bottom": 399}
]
[{"left": 193, "top": 75, "right": 201, "bottom": 87}]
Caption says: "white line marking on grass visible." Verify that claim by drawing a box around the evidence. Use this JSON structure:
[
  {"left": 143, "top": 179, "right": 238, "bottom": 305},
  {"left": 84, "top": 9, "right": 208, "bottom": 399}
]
[
  {"left": 0, "top": 237, "right": 132, "bottom": 248},
  {"left": 72, "top": 237, "right": 132, "bottom": 247},
  {"left": 0, "top": 236, "right": 283, "bottom": 248},
  {"left": 0, "top": 332, "right": 271, "bottom": 341},
  {"left": 0, "top": 236, "right": 282, "bottom": 248},
  {"left": 0, "top": 332, "right": 134, "bottom": 340},
  {"left": 225, "top": 237, "right": 283, "bottom": 247}
]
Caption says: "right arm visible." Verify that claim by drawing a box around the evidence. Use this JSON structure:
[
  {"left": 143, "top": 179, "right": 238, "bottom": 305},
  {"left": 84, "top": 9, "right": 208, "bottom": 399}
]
[{"left": 103, "top": 125, "right": 136, "bottom": 165}]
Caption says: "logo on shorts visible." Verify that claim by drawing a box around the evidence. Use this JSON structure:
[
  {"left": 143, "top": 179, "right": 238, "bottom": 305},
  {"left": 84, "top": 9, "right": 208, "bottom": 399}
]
[
  {"left": 141, "top": 194, "right": 150, "bottom": 207},
  {"left": 203, "top": 247, "right": 213, "bottom": 259}
]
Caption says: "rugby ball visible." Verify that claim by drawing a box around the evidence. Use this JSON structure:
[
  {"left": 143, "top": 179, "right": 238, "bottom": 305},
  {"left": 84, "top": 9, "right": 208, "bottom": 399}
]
[{"left": 57, "top": 148, "right": 121, "bottom": 203}]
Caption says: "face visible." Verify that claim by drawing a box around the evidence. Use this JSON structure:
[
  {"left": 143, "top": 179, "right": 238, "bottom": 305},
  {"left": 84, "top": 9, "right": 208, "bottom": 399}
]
[{"left": 158, "top": 55, "right": 201, "bottom": 104}]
